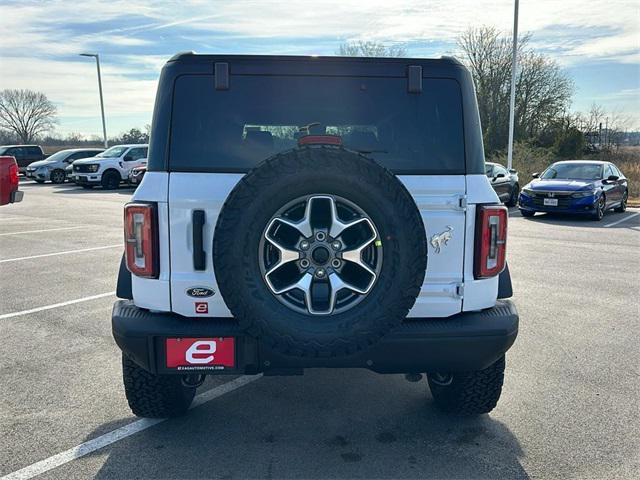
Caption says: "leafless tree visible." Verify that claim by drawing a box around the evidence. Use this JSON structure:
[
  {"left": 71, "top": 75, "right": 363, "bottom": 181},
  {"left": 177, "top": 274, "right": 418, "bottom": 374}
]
[
  {"left": 0, "top": 89, "right": 57, "bottom": 143},
  {"left": 457, "top": 27, "right": 573, "bottom": 153},
  {"left": 337, "top": 40, "right": 407, "bottom": 57}
]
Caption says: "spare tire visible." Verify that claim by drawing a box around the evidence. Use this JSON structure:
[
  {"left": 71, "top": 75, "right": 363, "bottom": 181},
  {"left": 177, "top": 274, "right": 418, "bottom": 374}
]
[{"left": 213, "top": 146, "right": 426, "bottom": 357}]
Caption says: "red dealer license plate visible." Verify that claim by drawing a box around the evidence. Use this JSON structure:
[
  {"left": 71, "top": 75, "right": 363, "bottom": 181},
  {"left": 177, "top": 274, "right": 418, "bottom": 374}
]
[{"left": 165, "top": 337, "right": 235, "bottom": 370}]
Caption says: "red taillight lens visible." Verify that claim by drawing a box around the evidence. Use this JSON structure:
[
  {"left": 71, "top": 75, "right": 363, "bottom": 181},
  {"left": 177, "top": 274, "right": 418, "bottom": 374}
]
[
  {"left": 124, "top": 203, "right": 158, "bottom": 278},
  {"left": 298, "top": 135, "right": 342, "bottom": 146},
  {"left": 474, "top": 205, "right": 508, "bottom": 279},
  {"left": 8, "top": 162, "right": 19, "bottom": 190}
]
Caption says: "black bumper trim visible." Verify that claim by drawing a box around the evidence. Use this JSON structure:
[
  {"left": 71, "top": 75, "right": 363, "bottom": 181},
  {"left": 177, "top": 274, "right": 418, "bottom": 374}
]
[{"left": 112, "top": 300, "right": 518, "bottom": 375}]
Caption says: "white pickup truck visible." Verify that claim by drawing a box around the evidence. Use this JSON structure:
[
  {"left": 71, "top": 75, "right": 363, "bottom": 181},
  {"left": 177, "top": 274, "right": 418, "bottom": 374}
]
[{"left": 72, "top": 144, "right": 148, "bottom": 189}]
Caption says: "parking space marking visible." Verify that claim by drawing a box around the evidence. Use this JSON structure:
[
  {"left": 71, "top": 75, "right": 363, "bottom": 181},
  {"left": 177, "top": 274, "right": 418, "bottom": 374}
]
[
  {"left": 0, "top": 226, "right": 84, "bottom": 236},
  {"left": 604, "top": 212, "right": 640, "bottom": 228},
  {"left": 0, "top": 292, "right": 115, "bottom": 320},
  {"left": 0, "top": 375, "right": 262, "bottom": 480},
  {"left": 0, "top": 244, "right": 121, "bottom": 264}
]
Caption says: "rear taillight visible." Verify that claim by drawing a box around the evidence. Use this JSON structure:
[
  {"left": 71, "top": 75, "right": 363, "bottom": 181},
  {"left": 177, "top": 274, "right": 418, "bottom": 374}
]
[
  {"left": 8, "top": 162, "right": 19, "bottom": 191},
  {"left": 124, "top": 203, "right": 158, "bottom": 278},
  {"left": 474, "top": 205, "right": 508, "bottom": 279}
]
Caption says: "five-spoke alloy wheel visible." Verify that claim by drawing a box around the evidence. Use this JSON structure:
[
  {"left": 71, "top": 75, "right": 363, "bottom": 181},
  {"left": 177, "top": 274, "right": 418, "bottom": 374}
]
[{"left": 259, "top": 195, "right": 382, "bottom": 315}]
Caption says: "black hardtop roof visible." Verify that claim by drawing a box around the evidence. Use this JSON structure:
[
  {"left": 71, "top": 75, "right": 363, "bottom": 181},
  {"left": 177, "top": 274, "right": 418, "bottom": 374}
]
[{"left": 167, "top": 51, "right": 463, "bottom": 66}]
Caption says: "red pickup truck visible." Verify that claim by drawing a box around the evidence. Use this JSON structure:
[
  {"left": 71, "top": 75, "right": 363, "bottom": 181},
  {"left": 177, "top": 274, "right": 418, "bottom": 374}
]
[{"left": 0, "top": 156, "right": 23, "bottom": 206}]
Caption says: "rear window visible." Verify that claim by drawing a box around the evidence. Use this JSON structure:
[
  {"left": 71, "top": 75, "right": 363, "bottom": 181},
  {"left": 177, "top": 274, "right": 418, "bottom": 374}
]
[{"left": 169, "top": 75, "right": 465, "bottom": 174}]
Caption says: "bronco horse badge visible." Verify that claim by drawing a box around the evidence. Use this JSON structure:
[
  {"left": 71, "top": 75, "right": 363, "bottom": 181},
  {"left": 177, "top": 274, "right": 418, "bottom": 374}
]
[{"left": 430, "top": 226, "right": 453, "bottom": 254}]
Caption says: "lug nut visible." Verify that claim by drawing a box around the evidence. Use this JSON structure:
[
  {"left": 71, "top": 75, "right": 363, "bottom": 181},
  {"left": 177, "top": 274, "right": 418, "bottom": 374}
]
[
  {"left": 315, "top": 231, "right": 326, "bottom": 241},
  {"left": 299, "top": 240, "right": 310, "bottom": 251},
  {"left": 331, "top": 259, "right": 341, "bottom": 268},
  {"left": 331, "top": 240, "right": 341, "bottom": 250},
  {"left": 315, "top": 268, "right": 326, "bottom": 278},
  {"left": 300, "top": 259, "right": 310, "bottom": 268}
]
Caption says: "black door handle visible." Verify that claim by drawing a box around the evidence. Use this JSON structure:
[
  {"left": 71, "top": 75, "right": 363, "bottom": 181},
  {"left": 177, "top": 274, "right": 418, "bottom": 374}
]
[{"left": 192, "top": 210, "right": 206, "bottom": 270}]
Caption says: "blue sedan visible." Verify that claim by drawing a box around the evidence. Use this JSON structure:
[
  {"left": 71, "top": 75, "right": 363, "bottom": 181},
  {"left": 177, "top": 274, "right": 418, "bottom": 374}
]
[{"left": 518, "top": 160, "right": 628, "bottom": 221}]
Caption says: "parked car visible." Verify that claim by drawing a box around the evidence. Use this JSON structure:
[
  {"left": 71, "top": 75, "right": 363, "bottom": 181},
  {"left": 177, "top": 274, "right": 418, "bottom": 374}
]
[
  {"left": 127, "top": 164, "right": 146, "bottom": 187},
  {"left": 25, "top": 148, "right": 103, "bottom": 184},
  {"left": 518, "top": 160, "right": 628, "bottom": 220},
  {"left": 112, "top": 53, "right": 518, "bottom": 419},
  {"left": 0, "top": 156, "right": 23, "bottom": 206},
  {"left": 71, "top": 144, "right": 148, "bottom": 189},
  {"left": 0, "top": 145, "right": 47, "bottom": 173},
  {"left": 485, "top": 162, "right": 519, "bottom": 206}
]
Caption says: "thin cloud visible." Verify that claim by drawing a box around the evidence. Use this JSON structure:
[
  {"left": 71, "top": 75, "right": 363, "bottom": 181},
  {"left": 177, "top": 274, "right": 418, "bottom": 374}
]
[{"left": 0, "top": 0, "right": 638, "bottom": 135}]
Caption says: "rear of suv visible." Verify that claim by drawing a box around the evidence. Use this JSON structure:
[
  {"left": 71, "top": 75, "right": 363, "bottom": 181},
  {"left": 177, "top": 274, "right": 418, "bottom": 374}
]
[
  {"left": 72, "top": 144, "right": 147, "bottom": 189},
  {"left": 112, "top": 53, "right": 518, "bottom": 418}
]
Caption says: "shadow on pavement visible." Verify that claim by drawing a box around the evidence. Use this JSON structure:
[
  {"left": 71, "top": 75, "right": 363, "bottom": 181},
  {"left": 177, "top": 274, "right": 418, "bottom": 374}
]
[
  {"left": 49, "top": 184, "right": 136, "bottom": 196},
  {"left": 510, "top": 208, "right": 639, "bottom": 229},
  {"left": 82, "top": 370, "right": 529, "bottom": 479}
]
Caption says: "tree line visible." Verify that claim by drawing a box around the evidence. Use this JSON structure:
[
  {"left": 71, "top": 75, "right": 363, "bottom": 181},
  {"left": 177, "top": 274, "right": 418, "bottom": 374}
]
[{"left": 1, "top": 29, "right": 635, "bottom": 159}]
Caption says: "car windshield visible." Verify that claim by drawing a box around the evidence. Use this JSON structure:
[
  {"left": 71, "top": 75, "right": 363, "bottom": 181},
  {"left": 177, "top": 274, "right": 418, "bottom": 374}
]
[
  {"left": 96, "top": 146, "right": 128, "bottom": 158},
  {"left": 541, "top": 163, "right": 602, "bottom": 180},
  {"left": 43, "top": 150, "right": 71, "bottom": 162}
]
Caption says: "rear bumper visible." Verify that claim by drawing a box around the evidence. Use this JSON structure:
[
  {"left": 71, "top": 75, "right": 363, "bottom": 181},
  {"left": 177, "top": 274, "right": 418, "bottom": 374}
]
[{"left": 112, "top": 300, "right": 519, "bottom": 375}]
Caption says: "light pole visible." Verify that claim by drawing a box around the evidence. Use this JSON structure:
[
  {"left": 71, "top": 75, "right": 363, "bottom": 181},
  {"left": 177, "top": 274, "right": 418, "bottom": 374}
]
[
  {"left": 80, "top": 53, "right": 108, "bottom": 148},
  {"left": 506, "top": 0, "right": 519, "bottom": 171}
]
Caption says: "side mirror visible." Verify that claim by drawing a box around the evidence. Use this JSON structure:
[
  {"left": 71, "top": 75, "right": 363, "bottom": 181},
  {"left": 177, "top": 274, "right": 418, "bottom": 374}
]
[
  {"left": 607, "top": 175, "right": 619, "bottom": 181},
  {"left": 532, "top": 172, "right": 540, "bottom": 178}
]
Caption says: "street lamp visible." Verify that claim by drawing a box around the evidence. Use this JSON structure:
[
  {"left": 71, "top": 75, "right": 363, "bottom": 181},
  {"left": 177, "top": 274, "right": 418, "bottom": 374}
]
[
  {"left": 506, "top": 0, "right": 519, "bottom": 171},
  {"left": 79, "top": 53, "right": 108, "bottom": 148}
]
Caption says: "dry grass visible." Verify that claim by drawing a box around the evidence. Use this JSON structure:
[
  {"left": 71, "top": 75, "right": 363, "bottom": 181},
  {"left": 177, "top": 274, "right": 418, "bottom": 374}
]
[{"left": 610, "top": 147, "right": 640, "bottom": 199}]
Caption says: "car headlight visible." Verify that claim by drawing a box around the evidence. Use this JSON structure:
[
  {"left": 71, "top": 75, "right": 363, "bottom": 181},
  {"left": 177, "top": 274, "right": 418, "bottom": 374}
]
[
  {"left": 88, "top": 164, "right": 99, "bottom": 173},
  {"left": 521, "top": 187, "right": 534, "bottom": 196},
  {"left": 571, "top": 190, "right": 597, "bottom": 198}
]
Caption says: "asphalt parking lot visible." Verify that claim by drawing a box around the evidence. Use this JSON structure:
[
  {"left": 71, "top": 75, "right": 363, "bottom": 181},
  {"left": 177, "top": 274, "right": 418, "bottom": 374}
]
[{"left": 1, "top": 179, "right": 639, "bottom": 480}]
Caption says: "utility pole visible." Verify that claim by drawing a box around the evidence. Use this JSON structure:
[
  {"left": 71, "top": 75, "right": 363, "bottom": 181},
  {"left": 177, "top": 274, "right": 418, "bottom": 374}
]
[
  {"left": 80, "top": 53, "right": 108, "bottom": 148},
  {"left": 506, "top": 0, "right": 519, "bottom": 170}
]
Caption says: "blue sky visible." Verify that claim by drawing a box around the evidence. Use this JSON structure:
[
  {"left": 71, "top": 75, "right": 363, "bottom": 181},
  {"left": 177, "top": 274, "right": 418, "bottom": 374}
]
[{"left": 0, "top": 0, "right": 638, "bottom": 138}]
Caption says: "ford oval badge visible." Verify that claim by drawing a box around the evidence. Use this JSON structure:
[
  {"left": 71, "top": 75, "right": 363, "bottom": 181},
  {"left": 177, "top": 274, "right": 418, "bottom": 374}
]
[{"left": 186, "top": 287, "right": 215, "bottom": 298}]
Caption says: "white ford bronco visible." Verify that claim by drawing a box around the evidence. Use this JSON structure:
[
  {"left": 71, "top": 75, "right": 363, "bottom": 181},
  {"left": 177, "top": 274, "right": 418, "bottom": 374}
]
[
  {"left": 72, "top": 144, "right": 148, "bottom": 189},
  {"left": 112, "top": 53, "right": 518, "bottom": 418}
]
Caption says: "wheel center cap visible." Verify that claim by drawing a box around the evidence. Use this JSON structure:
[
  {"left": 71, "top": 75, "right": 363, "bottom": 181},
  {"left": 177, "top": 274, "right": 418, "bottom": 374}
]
[{"left": 311, "top": 246, "right": 330, "bottom": 265}]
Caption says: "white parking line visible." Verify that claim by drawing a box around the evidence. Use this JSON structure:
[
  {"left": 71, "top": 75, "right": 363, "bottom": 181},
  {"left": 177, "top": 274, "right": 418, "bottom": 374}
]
[
  {"left": 0, "top": 244, "right": 121, "bottom": 263},
  {"left": 0, "top": 292, "right": 115, "bottom": 320},
  {"left": 604, "top": 212, "right": 640, "bottom": 228},
  {"left": 0, "top": 226, "right": 84, "bottom": 236},
  {"left": 0, "top": 375, "right": 262, "bottom": 480}
]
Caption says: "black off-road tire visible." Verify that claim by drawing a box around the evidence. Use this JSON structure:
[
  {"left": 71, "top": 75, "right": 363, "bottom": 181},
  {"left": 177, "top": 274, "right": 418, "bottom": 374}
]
[
  {"left": 101, "top": 170, "right": 121, "bottom": 190},
  {"left": 505, "top": 184, "right": 519, "bottom": 207},
  {"left": 213, "top": 146, "right": 427, "bottom": 358},
  {"left": 428, "top": 355, "right": 505, "bottom": 415},
  {"left": 122, "top": 354, "right": 196, "bottom": 418},
  {"left": 50, "top": 169, "right": 66, "bottom": 184}
]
